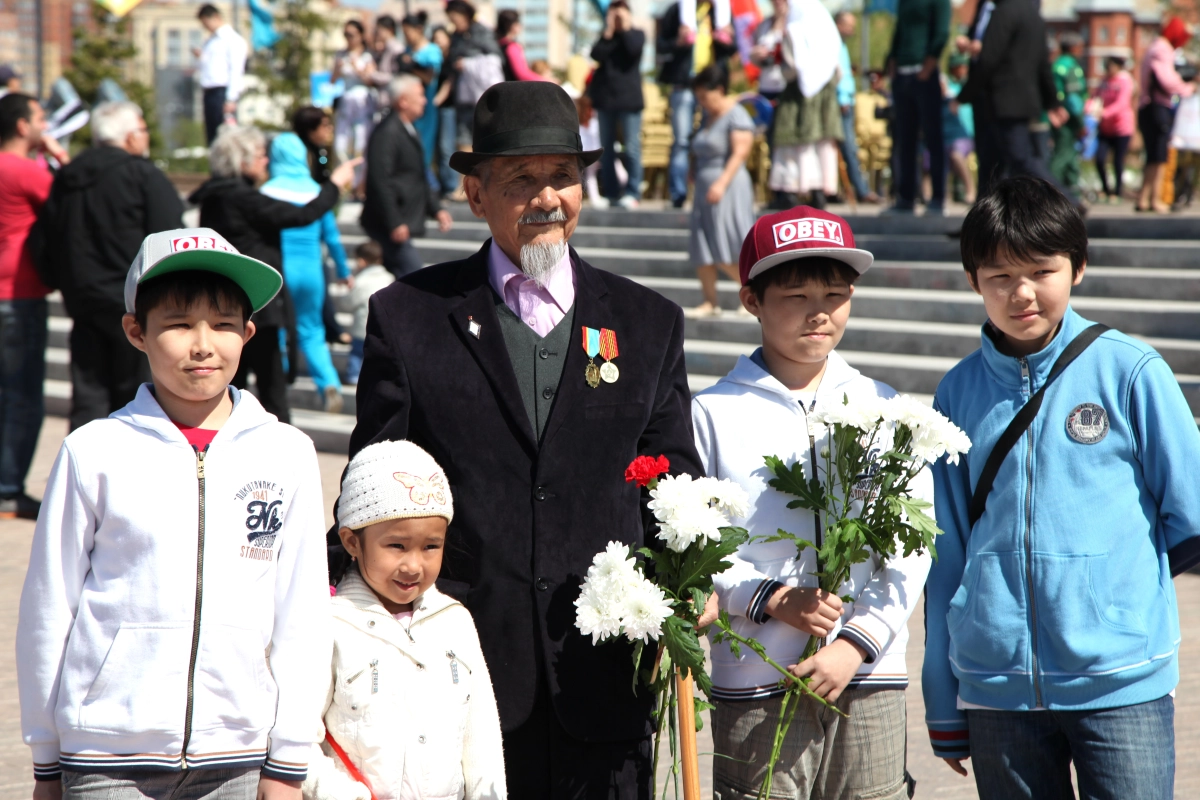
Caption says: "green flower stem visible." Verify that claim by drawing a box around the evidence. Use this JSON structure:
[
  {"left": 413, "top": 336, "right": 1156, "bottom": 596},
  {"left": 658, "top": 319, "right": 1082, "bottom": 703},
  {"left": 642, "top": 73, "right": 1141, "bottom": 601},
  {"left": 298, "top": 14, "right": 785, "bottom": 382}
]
[
  {"left": 651, "top": 682, "right": 668, "bottom": 800},
  {"left": 714, "top": 621, "right": 847, "bottom": 718}
]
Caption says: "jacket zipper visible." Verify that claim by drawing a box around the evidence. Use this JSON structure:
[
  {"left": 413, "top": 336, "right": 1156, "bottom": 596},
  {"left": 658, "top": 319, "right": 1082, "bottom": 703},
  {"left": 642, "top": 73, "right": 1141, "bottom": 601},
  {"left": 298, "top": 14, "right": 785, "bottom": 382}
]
[
  {"left": 1019, "top": 358, "right": 1043, "bottom": 707},
  {"left": 181, "top": 446, "right": 208, "bottom": 768},
  {"left": 802, "top": 397, "right": 825, "bottom": 650}
]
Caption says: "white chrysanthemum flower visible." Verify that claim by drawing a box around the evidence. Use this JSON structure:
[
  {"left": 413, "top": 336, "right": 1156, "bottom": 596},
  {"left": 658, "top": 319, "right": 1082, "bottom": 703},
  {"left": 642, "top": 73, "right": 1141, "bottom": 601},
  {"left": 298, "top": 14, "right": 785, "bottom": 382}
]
[
  {"left": 696, "top": 476, "right": 750, "bottom": 521},
  {"left": 819, "top": 446, "right": 830, "bottom": 458},
  {"left": 658, "top": 503, "right": 728, "bottom": 552},
  {"left": 814, "top": 394, "right": 888, "bottom": 432},
  {"left": 648, "top": 474, "right": 745, "bottom": 552},
  {"left": 620, "top": 578, "right": 675, "bottom": 643},
  {"left": 883, "top": 395, "right": 973, "bottom": 465},
  {"left": 574, "top": 586, "right": 625, "bottom": 644},
  {"left": 589, "top": 540, "right": 639, "bottom": 586}
]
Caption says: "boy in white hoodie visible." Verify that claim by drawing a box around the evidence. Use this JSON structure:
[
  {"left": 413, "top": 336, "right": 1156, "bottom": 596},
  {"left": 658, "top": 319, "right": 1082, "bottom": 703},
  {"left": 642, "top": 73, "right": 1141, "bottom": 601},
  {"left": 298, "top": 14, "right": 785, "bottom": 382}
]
[
  {"left": 17, "top": 229, "right": 331, "bottom": 800},
  {"left": 693, "top": 207, "right": 932, "bottom": 800},
  {"left": 305, "top": 440, "right": 505, "bottom": 800}
]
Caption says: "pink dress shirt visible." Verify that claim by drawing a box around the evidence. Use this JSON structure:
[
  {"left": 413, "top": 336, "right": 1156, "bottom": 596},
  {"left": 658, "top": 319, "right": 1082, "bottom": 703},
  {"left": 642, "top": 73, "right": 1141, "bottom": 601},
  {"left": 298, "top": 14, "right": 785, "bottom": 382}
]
[
  {"left": 1096, "top": 71, "right": 1135, "bottom": 138},
  {"left": 487, "top": 241, "right": 575, "bottom": 337},
  {"left": 1140, "top": 37, "right": 1195, "bottom": 109}
]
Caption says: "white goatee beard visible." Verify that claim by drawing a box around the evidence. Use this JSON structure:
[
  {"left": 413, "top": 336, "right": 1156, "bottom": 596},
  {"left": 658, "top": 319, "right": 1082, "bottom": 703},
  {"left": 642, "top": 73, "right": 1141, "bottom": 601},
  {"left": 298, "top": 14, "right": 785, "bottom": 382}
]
[{"left": 519, "top": 239, "right": 568, "bottom": 288}]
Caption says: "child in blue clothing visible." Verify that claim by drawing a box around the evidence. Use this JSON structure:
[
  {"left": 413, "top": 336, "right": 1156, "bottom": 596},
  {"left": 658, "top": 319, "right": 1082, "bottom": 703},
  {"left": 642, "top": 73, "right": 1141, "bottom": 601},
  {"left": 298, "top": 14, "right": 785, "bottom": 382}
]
[{"left": 924, "top": 176, "right": 1200, "bottom": 800}]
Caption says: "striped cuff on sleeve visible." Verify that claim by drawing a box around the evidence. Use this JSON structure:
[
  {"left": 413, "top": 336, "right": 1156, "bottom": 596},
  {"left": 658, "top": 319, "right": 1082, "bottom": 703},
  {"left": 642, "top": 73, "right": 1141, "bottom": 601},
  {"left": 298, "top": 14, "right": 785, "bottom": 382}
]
[
  {"left": 33, "top": 762, "right": 62, "bottom": 782},
  {"left": 837, "top": 622, "right": 881, "bottom": 664},
  {"left": 928, "top": 727, "right": 971, "bottom": 759},
  {"left": 747, "top": 579, "right": 784, "bottom": 624},
  {"left": 262, "top": 758, "right": 308, "bottom": 782}
]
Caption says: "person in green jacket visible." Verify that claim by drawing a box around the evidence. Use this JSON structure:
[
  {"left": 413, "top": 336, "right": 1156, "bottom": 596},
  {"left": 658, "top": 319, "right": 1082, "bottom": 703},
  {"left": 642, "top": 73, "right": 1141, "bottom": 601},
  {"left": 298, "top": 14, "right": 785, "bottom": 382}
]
[{"left": 1050, "top": 32, "right": 1087, "bottom": 193}]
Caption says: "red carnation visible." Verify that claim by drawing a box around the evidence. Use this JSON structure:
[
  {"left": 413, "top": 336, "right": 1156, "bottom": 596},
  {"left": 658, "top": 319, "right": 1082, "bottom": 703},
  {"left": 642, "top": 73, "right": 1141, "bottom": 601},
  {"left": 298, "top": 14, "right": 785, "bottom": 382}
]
[{"left": 625, "top": 454, "right": 670, "bottom": 487}]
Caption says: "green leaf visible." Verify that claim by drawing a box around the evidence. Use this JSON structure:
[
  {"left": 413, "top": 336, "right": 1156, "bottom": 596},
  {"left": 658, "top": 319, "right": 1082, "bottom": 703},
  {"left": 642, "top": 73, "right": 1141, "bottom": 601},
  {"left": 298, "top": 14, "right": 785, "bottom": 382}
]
[{"left": 631, "top": 639, "right": 645, "bottom": 693}]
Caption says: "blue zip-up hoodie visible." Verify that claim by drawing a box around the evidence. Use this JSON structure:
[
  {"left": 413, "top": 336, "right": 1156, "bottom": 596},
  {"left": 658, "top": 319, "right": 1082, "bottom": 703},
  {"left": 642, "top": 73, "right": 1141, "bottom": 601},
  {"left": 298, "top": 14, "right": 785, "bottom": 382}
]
[{"left": 923, "top": 306, "right": 1200, "bottom": 758}]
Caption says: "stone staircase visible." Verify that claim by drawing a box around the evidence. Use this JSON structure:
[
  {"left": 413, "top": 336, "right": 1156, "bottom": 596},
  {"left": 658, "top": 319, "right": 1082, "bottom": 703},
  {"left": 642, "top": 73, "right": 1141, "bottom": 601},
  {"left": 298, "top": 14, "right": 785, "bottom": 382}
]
[{"left": 42, "top": 205, "right": 1200, "bottom": 452}]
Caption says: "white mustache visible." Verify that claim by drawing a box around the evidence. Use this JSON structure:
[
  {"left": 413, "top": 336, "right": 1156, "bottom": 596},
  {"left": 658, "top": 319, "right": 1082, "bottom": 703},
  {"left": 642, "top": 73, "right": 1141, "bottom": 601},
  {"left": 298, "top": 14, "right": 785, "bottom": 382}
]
[{"left": 518, "top": 209, "right": 567, "bottom": 225}]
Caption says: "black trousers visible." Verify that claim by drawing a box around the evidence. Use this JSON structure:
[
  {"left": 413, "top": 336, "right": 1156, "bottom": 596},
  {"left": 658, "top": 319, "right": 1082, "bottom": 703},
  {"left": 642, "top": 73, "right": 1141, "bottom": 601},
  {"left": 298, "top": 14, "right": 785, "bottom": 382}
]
[
  {"left": 975, "top": 105, "right": 1059, "bottom": 197},
  {"left": 232, "top": 325, "right": 290, "bottom": 423},
  {"left": 69, "top": 312, "right": 150, "bottom": 432},
  {"left": 1095, "top": 134, "right": 1132, "bottom": 197},
  {"left": 504, "top": 683, "right": 653, "bottom": 800},
  {"left": 203, "top": 86, "right": 227, "bottom": 145},
  {"left": 892, "top": 72, "right": 946, "bottom": 207}
]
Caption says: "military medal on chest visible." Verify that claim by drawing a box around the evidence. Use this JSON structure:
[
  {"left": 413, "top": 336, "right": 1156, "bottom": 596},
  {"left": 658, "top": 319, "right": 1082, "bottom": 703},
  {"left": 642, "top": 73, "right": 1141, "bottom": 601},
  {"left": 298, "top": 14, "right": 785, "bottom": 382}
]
[{"left": 582, "top": 327, "right": 620, "bottom": 388}]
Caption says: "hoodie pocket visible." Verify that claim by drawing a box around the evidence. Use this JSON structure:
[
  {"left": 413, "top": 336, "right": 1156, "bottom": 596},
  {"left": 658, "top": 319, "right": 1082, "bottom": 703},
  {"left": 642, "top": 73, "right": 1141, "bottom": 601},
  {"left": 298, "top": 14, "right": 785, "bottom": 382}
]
[
  {"left": 191, "top": 624, "right": 276, "bottom": 732},
  {"left": 79, "top": 623, "right": 191, "bottom": 733},
  {"left": 945, "top": 552, "right": 1030, "bottom": 675},
  {"left": 1034, "top": 553, "right": 1148, "bottom": 675}
]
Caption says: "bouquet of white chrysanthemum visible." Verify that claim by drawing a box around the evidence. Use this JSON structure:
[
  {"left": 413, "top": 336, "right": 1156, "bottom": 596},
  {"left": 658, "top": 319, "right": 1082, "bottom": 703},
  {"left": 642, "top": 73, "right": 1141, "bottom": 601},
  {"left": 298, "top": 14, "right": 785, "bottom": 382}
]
[
  {"left": 713, "top": 393, "right": 971, "bottom": 800},
  {"left": 575, "top": 456, "right": 749, "bottom": 800}
]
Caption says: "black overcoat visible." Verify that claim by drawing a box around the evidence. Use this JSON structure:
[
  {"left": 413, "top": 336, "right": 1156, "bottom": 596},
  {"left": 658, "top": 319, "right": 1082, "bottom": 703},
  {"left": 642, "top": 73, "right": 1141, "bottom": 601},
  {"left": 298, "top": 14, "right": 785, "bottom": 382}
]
[{"left": 348, "top": 241, "right": 704, "bottom": 742}]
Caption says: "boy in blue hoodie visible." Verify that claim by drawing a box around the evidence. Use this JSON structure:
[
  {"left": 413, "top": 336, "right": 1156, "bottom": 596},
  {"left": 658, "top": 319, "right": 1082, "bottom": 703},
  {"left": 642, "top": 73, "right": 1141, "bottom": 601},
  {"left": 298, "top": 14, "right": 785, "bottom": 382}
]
[{"left": 924, "top": 176, "right": 1200, "bottom": 799}]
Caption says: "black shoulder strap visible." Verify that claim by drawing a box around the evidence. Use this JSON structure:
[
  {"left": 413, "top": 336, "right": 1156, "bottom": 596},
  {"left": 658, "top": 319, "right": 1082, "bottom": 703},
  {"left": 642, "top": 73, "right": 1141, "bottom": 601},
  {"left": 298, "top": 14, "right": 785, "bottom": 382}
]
[{"left": 967, "top": 324, "right": 1111, "bottom": 528}]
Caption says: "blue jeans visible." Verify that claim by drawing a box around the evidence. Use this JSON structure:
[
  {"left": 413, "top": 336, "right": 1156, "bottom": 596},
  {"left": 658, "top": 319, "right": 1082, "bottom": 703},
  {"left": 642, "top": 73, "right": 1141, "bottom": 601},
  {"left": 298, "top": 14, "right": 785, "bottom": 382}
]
[
  {"left": 598, "top": 110, "right": 644, "bottom": 200},
  {"left": 839, "top": 106, "right": 871, "bottom": 198},
  {"left": 0, "top": 299, "right": 46, "bottom": 497},
  {"left": 437, "top": 105, "right": 458, "bottom": 194},
  {"left": 668, "top": 87, "right": 695, "bottom": 203},
  {"left": 892, "top": 72, "right": 945, "bottom": 207},
  {"left": 967, "top": 695, "right": 1174, "bottom": 800},
  {"left": 347, "top": 337, "right": 365, "bottom": 385}
]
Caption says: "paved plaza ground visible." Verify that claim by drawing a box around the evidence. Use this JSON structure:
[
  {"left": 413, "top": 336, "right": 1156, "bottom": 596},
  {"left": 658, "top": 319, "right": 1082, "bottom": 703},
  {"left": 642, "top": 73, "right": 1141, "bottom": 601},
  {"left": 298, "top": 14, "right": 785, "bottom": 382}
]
[{"left": 3, "top": 417, "right": 1199, "bottom": 798}]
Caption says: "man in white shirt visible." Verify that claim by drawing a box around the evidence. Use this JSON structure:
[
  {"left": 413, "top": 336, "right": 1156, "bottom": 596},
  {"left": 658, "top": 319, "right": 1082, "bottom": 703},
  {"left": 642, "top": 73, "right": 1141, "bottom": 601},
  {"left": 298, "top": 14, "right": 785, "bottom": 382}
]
[{"left": 196, "top": 4, "right": 248, "bottom": 144}]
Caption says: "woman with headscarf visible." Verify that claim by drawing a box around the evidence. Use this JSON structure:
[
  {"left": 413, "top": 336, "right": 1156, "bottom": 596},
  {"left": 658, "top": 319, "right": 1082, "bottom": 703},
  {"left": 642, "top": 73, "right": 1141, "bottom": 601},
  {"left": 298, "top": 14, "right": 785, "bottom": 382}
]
[
  {"left": 765, "top": 0, "right": 843, "bottom": 209},
  {"left": 261, "top": 132, "right": 351, "bottom": 413},
  {"left": 1137, "top": 17, "right": 1195, "bottom": 212},
  {"left": 399, "top": 11, "right": 444, "bottom": 183}
]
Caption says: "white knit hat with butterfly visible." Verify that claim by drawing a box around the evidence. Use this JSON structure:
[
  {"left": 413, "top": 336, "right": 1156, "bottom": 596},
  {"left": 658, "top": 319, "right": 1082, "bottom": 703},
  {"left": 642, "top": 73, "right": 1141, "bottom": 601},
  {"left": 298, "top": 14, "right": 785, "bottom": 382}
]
[{"left": 338, "top": 440, "right": 454, "bottom": 530}]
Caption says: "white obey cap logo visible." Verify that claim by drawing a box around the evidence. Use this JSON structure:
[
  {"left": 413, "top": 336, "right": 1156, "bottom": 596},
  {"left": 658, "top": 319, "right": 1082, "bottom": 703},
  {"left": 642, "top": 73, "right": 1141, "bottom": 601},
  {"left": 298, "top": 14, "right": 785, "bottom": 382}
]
[
  {"left": 124, "top": 228, "right": 283, "bottom": 314},
  {"left": 772, "top": 218, "right": 846, "bottom": 248},
  {"left": 168, "top": 235, "right": 239, "bottom": 254}
]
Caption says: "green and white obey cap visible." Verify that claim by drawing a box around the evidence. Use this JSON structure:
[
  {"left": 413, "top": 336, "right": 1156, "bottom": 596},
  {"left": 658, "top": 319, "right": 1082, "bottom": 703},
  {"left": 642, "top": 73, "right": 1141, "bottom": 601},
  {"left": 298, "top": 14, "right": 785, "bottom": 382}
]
[{"left": 124, "top": 228, "right": 283, "bottom": 314}]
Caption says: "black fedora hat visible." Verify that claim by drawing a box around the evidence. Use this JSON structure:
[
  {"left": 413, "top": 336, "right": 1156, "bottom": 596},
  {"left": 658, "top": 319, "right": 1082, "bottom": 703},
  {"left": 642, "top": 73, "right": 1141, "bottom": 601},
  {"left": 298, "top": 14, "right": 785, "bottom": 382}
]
[{"left": 449, "top": 81, "right": 603, "bottom": 174}]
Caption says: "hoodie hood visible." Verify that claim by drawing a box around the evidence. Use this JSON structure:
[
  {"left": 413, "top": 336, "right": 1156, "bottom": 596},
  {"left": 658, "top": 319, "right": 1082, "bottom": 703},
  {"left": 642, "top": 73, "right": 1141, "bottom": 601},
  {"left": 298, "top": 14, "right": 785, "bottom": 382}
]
[
  {"left": 718, "top": 347, "right": 865, "bottom": 407},
  {"left": 261, "top": 133, "right": 320, "bottom": 204},
  {"left": 57, "top": 145, "right": 138, "bottom": 190},
  {"left": 110, "top": 383, "right": 278, "bottom": 446}
]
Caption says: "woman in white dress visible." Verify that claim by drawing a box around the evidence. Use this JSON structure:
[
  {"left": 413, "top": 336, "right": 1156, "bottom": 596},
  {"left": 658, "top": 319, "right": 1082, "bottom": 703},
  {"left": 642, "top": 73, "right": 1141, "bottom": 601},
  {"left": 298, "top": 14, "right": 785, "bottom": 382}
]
[{"left": 332, "top": 20, "right": 377, "bottom": 172}]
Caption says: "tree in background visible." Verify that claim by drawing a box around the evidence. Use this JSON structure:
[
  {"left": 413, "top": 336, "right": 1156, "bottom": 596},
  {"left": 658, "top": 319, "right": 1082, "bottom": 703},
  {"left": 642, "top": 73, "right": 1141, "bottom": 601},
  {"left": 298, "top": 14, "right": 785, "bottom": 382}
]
[
  {"left": 248, "top": 0, "right": 329, "bottom": 125},
  {"left": 62, "top": 2, "right": 161, "bottom": 153}
]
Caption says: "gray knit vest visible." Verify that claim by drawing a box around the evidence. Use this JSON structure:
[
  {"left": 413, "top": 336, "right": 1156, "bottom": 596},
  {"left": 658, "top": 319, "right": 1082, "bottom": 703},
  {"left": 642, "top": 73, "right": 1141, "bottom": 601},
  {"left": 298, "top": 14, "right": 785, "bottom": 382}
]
[{"left": 494, "top": 295, "right": 576, "bottom": 441}]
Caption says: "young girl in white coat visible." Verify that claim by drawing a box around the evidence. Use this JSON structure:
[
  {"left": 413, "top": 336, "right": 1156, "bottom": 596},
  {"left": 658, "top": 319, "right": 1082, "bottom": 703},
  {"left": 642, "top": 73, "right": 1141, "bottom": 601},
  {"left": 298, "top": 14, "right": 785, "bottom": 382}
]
[{"left": 303, "top": 441, "right": 506, "bottom": 800}]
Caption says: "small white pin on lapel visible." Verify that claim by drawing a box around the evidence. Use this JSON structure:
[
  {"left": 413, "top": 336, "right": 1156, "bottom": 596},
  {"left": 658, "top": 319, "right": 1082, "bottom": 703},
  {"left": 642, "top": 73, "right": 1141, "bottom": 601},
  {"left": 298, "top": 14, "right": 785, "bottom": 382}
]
[{"left": 468, "top": 316, "right": 482, "bottom": 339}]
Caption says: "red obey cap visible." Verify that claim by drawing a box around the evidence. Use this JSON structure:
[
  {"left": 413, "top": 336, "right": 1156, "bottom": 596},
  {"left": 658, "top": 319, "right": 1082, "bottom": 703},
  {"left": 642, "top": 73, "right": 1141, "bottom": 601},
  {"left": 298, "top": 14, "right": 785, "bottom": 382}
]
[{"left": 739, "top": 206, "right": 874, "bottom": 285}]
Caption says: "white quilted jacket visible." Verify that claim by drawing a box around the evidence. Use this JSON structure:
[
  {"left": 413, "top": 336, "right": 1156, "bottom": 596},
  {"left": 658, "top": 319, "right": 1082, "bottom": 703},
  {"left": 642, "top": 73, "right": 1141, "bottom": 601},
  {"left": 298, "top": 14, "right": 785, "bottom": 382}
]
[{"left": 302, "top": 571, "right": 506, "bottom": 800}]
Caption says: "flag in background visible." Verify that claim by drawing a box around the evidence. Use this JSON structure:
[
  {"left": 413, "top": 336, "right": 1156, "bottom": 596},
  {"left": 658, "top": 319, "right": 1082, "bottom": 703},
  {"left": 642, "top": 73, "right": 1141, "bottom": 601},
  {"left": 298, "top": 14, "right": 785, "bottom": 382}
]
[
  {"left": 95, "top": 0, "right": 145, "bottom": 16},
  {"left": 248, "top": 0, "right": 281, "bottom": 50}
]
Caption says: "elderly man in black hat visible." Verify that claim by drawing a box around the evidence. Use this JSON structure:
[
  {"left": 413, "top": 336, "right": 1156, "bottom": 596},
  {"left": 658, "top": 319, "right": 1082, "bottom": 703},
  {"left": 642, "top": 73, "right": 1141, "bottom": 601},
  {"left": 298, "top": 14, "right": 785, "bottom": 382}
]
[{"left": 346, "top": 81, "right": 703, "bottom": 797}]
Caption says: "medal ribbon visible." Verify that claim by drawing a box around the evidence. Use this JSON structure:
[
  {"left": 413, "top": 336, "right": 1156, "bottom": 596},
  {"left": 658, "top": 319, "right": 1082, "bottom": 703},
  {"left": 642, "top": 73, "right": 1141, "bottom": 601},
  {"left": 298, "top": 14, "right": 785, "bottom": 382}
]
[
  {"left": 582, "top": 327, "right": 601, "bottom": 358},
  {"left": 599, "top": 329, "right": 619, "bottom": 361}
]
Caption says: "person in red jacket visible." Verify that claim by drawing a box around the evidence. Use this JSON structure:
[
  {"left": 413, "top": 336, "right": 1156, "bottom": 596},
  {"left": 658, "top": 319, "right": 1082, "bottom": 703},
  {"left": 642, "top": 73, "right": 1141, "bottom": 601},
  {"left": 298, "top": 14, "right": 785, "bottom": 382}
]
[
  {"left": 0, "top": 93, "right": 59, "bottom": 519},
  {"left": 496, "top": 9, "right": 554, "bottom": 83}
]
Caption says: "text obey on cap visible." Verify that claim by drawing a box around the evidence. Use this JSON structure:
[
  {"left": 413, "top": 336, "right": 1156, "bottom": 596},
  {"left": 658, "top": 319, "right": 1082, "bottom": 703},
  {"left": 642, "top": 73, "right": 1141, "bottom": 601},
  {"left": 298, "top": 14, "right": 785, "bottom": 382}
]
[
  {"left": 170, "top": 235, "right": 238, "bottom": 254},
  {"left": 772, "top": 218, "right": 845, "bottom": 249}
]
